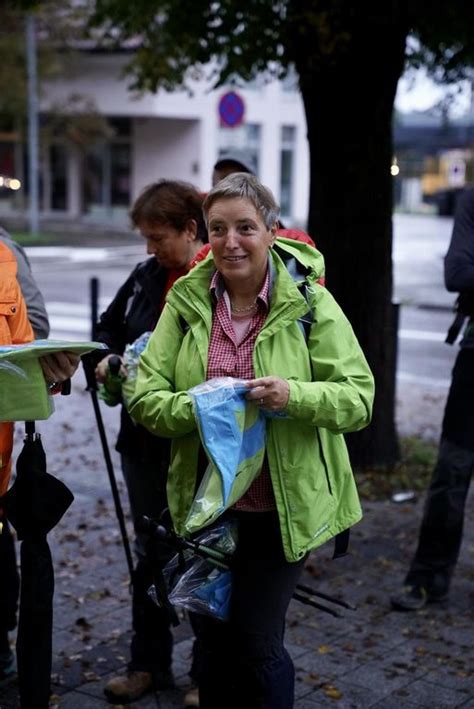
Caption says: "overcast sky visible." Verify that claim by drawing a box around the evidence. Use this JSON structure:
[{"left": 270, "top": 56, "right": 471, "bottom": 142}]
[{"left": 395, "top": 69, "right": 472, "bottom": 116}]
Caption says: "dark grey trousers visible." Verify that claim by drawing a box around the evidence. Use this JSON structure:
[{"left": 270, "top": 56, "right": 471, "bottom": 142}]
[{"left": 406, "top": 348, "right": 474, "bottom": 594}]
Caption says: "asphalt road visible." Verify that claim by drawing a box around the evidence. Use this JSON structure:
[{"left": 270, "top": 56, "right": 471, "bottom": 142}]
[{"left": 27, "top": 213, "right": 459, "bottom": 389}]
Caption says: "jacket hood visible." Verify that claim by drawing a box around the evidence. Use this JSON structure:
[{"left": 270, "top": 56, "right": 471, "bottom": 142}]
[
  {"left": 272, "top": 237, "right": 325, "bottom": 283},
  {"left": 166, "top": 237, "right": 325, "bottom": 329}
]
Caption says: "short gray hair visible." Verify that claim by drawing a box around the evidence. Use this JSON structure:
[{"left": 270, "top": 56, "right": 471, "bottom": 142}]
[{"left": 202, "top": 173, "right": 280, "bottom": 229}]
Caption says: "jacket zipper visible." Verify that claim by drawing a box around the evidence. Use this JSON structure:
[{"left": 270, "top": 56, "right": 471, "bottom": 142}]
[
  {"left": 255, "top": 344, "right": 298, "bottom": 557},
  {"left": 316, "top": 429, "right": 333, "bottom": 495}
]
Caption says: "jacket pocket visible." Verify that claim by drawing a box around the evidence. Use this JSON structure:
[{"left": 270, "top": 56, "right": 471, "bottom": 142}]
[
  {"left": 0, "top": 303, "right": 17, "bottom": 317},
  {"left": 0, "top": 277, "right": 17, "bottom": 310}
]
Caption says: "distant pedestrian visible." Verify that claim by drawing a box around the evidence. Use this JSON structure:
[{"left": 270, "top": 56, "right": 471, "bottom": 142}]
[
  {"left": 391, "top": 187, "right": 474, "bottom": 611},
  {"left": 212, "top": 149, "right": 258, "bottom": 187}
]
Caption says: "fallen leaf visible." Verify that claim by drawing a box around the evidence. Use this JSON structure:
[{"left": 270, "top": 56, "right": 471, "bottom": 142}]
[
  {"left": 317, "top": 645, "right": 331, "bottom": 654},
  {"left": 323, "top": 684, "right": 342, "bottom": 699},
  {"left": 82, "top": 670, "right": 100, "bottom": 682}
]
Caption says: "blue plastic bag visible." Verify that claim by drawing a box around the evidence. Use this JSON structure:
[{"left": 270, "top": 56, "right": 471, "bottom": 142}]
[
  {"left": 185, "top": 378, "right": 266, "bottom": 533},
  {"left": 150, "top": 521, "right": 237, "bottom": 621}
]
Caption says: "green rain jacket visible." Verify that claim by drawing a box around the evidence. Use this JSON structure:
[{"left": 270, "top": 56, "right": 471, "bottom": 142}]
[{"left": 129, "top": 239, "right": 374, "bottom": 562}]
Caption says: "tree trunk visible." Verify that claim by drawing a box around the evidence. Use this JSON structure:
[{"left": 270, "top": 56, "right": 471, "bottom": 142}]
[{"left": 289, "top": 6, "right": 409, "bottom": 467}]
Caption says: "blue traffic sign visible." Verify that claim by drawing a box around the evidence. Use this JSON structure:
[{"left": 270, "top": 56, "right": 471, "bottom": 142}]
[{"left": 218, "top": 91, "right": 245, "bottom": 127}]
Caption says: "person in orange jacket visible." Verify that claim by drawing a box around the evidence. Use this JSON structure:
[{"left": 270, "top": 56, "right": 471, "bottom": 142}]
[
  {"left": 0, "top": 240, "right": 79, "bottom": 494},
  {"left": 0, "top": 240, "right": 35, "bottom": 498},
  {"left": 0, "top": 239, "right": 79, "bottom": 685}
]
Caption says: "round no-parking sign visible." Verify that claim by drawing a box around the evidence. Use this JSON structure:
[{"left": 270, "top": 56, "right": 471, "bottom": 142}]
[{"left": 218, "top": 91, "right": 245, "bottom": 127}]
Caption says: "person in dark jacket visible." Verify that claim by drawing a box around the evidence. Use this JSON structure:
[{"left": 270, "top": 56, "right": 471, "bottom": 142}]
[
  {"left": 94, "top": 180, "right": 207, "bottom": 705},
  {"left": 391, "top": 187, "right": 474, "bottom": 611}
]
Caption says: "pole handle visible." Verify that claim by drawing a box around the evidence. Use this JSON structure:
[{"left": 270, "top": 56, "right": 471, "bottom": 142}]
[{"left": 108, "top": 355, "right": 122, "bottom": 376}]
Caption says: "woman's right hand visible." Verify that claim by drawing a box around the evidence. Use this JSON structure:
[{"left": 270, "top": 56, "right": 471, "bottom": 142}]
[{"left": 95, "top": 354, "right": 128, "bottom": 383}]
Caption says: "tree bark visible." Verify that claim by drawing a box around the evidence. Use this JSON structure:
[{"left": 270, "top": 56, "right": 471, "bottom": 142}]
[{"left": 289, "top": 6, "right": 409, "bottom": 466}]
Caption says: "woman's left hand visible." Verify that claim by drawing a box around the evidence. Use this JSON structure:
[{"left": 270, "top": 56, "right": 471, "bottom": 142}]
[
  {"left": 40, "top": 351, "right": 80, "bottom": 385},
  {"left": 246, "top": 376, "right": 290, "bottom": 412}
]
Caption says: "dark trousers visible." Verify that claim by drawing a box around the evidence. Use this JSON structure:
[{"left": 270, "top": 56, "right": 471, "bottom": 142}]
[
  {"left": 121, "top": 455, "right": 174, "bottom": 676},
  {"left": 0, "top": 519, "right": 19, "bottom": 634},
  {"left": 406, "top": 348, "right": 474, "bottom": 595},
  {"left": 195, "top": 511, "right": 306, "bottom": 709}
]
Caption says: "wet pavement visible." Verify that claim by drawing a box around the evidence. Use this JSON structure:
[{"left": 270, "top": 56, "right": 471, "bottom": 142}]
[
  {"left": 1, "top": 213, "right": 473, "bottom": 708},
  {"left": 0, "top": 369, "right": 472, "bottom": 709}
]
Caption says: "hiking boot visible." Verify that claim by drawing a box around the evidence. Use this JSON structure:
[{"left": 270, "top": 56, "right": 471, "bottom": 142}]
[
  {"left": 390, "top": 585, "right": 448, "bottom": 611},
  {"left": 183, "top": 684, "right": 200, "bottom": 707},
  {"left": 104, "top": 670, "right": 153, "bottom": 703}
]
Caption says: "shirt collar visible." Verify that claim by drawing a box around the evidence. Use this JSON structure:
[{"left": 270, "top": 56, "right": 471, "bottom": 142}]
[{"left": 210, "top": 263, "right": 270, "bottom": 310}]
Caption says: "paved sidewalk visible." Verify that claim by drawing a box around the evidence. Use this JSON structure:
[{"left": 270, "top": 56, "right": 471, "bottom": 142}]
[{"left": 0, "top": 379, "right": 473, "bottom": 707}]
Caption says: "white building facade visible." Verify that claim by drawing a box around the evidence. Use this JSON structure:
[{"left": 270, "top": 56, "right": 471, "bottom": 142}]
[{"left": 37, "top": 52, "right": 310, "bottom": 227}]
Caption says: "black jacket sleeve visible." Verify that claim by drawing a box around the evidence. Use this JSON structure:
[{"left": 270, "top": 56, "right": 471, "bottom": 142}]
[
  {"left": 94, "top": 267, "right": 140, "bottom": 356},
  {"left": 444, "top": 188, "right": 474, "bottom": 292}
]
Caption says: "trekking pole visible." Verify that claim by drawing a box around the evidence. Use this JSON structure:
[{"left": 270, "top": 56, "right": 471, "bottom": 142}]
[
  {"left": 82, "top": 277, "right": 134, "bottom": 583},
  {"left": 292, "top": 592, "right": 343, "bottom": 618},
  {"left": 141, "top": 517, "right": 231, "bottom": 570},
  {"left": 140, "top": 517, "right": 354, "bottom": 617},
  {"left": 296, "top": 583, "right": 357, "bottom": 611}
]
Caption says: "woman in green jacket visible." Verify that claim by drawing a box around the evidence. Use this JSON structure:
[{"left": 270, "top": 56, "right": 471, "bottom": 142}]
[{"left": 130, "top": 173, "right": 374, "bottom": 709}]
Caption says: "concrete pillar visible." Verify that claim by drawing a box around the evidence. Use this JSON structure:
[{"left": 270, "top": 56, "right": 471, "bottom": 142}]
[{"left": 66, "top": 144, "right": 82, "bottom": 218}]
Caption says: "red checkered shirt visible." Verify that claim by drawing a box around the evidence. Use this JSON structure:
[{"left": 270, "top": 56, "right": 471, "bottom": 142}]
[{"left": 207, "top": 269, "right": 276, "bottom": 512}]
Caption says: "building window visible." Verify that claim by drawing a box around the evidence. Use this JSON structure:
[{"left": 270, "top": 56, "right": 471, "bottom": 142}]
[
  {"left": 50, "top": 144, "right": 68, "bottom": 211},
  {"left": 83, "top": 117, "right": 131, "bottom": 218},
  {"left": 217, "top": 123, "right": 261, "bottom": 175},
  {"left": 280, "top": 126, "right": 296, "bottom": 217}
]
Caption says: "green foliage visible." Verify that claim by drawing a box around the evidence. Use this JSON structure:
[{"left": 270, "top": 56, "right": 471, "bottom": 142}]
[
  {"left": 90, "top": 0, "right": 474, "bottom": 93},
  {"left": 92, "top": 0, "right": 289, "bottom": 92},
  {"left": 0, "top": 14, "right": 28, "bottom": 126},
  {"left": 408, "top": 0, "right": 474, "bottom": 82},
  {"left": 11, "top": 230, "right": 59, "bottom": 245},
  {"left": 0, "top": 2, "right": 110, "bottom": 144},
  {"left": 42, "top": 94, "right": 114, "bottom": 149}
]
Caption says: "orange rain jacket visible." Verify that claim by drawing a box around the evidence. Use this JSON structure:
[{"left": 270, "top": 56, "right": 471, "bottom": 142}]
[{"left": 0, "top": 241, "right": 34, "bottom": 498}]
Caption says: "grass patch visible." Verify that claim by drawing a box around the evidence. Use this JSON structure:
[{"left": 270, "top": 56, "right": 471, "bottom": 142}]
[
  {"left": 11, "top": 231, "right": 61, "bottom": 246},
  {"left": 355, "top": 436, "right": 437, "bottom": 501}
]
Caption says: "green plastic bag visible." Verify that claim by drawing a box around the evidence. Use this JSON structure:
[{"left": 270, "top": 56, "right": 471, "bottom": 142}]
[{"left": 0, "top": 339, "right": 106, "bottom": 422}]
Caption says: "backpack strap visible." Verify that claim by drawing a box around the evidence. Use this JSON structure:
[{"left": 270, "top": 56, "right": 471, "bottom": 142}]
[
  {"left": 296, "top": 282, "right": 313, "bottom": 342},
  {"left": 273, "top": 244, "right": 314, "bottom": 341},
  {"left": 446, "top": 308, "right": 466, "bottom": 345},
  {"left": 332, "top": 529, "right": 350, "bottom": 559},
  {"left": 446, "top": 291, "right": 474, "bottom": 344}
]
